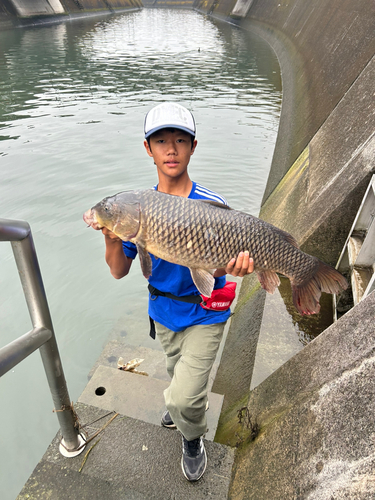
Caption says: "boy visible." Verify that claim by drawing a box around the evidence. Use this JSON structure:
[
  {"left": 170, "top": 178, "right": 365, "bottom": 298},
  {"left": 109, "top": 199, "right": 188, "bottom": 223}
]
[{"left": 97, "top": 102, "right": 254, "bottom": 481}]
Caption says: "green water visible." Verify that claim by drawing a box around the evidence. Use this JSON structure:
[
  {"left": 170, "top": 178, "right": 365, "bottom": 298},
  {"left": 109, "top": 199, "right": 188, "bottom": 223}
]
[{"left": 0, "top": 10, "right": 281, "bottom": 498}]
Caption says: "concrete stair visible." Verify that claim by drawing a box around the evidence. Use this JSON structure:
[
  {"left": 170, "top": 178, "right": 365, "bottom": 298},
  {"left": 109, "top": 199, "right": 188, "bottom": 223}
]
[
  {"left": 18, "top": 403, "right": 235, "bottom": 500},
  {"left": 18, "top": 342, "right": 234, "bottom": 499},
  {"left": 80, "top": 341, "right": 224, "bottom": 441}
]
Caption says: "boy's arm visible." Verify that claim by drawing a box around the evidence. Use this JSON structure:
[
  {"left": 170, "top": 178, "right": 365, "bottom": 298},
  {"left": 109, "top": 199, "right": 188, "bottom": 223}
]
[
  {"left": 214, "top": 251, "right": 254, "bottom": 278},
  {"left": 102, "top": 228, "right": 133, "bottom": 279}
]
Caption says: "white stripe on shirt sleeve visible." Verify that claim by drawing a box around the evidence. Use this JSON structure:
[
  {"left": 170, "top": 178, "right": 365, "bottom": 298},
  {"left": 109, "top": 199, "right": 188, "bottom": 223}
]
[{"left": 195, "top": 183, "right": 228, "bottom": 205}]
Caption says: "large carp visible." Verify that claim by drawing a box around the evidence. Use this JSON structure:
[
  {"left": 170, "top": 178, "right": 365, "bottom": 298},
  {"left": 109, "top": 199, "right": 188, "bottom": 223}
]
[{"left": 83, "top": 189, "right": 347, "bottom": 315}]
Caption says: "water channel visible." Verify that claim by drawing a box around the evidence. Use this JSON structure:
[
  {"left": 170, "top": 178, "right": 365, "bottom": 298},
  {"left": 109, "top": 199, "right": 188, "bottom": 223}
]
[{"left": 0, "top": 9, "right": 284, "bottom": 498}]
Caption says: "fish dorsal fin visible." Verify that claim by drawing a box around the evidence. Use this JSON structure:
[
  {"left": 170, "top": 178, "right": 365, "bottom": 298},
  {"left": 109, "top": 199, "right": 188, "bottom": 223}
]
[
  {"left": 199, "top": 200, "right": 232, "bottom": 210},
  {"left": 189, "top": 268, "right": 215, "bottom": 297},
  {"left": 272, "top": 226, "right": 299, "bottom": 248},
  {"left": 282, "top": 231, "right": 299, "bottom": 248}
]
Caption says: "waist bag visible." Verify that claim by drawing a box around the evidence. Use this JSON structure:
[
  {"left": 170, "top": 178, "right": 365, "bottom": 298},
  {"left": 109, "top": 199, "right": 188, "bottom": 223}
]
[{"left": 148, "top": 281, "right": 237, "bottom": 339}]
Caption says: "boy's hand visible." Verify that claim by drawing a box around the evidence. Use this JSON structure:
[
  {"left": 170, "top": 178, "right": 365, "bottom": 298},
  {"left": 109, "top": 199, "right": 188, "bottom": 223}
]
[
  {"left": 101, "top": 227, "right": 121, "bottom": 241},
  {"left": 87, "top": 221, "right": 121, "bottom": 242},
  {"left": 225, "top": 251, "right": 254, "bottom": 277}
]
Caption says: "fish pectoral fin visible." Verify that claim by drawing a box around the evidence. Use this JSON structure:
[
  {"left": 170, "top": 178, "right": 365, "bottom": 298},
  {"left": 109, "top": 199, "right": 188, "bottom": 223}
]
[
  {"left": 136, "top": 244, "right": 153, "bottom": 279},
  {"left": 190, "top": 268, "right": 215, "bottom": 297},
  {"left": 256, "top": 270, "right": 280, "bottom": 294}
]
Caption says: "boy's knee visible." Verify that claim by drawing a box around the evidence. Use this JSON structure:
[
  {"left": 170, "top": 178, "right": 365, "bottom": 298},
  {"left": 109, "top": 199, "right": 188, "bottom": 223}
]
[{"left": 168, "top": 385, "right": 206, "bottom": 417}]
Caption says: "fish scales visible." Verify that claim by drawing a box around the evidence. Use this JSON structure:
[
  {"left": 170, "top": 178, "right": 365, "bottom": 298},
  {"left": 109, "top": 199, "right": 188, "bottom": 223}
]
[
  {"left": 141, "top": 191, "right": 315, "bottom": 280},
  {"left": 83, "top": 189, "right": 348, "bottom": 315},
  {"left": 144, "top": 193, "right": 237, "bottom": 267}
]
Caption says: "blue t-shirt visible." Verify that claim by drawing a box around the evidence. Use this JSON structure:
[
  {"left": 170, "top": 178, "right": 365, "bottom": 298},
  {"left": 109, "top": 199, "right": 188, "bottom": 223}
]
[{"left": 123, "top": 182, "right": 231, "bottom": 331}]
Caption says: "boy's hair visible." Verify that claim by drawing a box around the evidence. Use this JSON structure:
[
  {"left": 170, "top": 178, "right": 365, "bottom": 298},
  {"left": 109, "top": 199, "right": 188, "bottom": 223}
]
[{"left": 146, "top": 128, "right": 195, "bottom": 149}]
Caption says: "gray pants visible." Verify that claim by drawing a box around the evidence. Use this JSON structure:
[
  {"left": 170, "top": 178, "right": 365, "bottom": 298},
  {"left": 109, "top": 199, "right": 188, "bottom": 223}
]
[{"left": 155, "top": 321, "right": 226, "bottom": 441}]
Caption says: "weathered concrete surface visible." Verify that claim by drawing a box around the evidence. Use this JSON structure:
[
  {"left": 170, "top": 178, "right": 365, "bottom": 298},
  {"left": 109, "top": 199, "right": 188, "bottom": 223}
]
[
  {"left": 213, "top": 273, "right": 333, "bottom": 447},
  {"left": 87, "top": 340, "right": 168, "bottom": 382},
  {"left": 79, "top": 364, "right": 224, "bottom": 441},
  {"left": 230, "top": 0, "right": 253, "bottom": 19},
  {"left": 249, "top": 277, "right": 333, "bottom": 390},
  {"left": 17, "top": 403, "right": 235, "bottom": 500},
  {"left": 260, "top": 55, "right": 375, "bottom": 264},
  {"left": 245, "top": 0, "right": 375, "bottom": 202},
  {"left": 228, "top": 291, "right": 375, "bottom": 499},
  {"left": 10, "top": 0, "right": 64, "bottom": 16}
]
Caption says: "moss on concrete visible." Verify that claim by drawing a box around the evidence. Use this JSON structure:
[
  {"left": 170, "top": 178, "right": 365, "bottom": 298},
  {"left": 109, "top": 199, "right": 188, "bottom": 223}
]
[{"left": 214, "top": 393, "right": 249, "bottom": 447}]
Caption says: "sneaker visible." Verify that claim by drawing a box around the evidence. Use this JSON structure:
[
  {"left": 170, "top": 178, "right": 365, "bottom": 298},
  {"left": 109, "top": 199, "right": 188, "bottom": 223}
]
[
  {"left": 161, "top": 410, "right": 177, "bottom": 429},
  {"left": 161, "top": 401, "right": 209, "bottom": 430},
  {"left": 181, "top": 436, "right": 207, "bottom": 482}
]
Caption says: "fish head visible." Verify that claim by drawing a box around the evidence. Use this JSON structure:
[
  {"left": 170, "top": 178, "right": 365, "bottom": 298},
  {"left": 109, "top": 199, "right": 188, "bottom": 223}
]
[{"left": 83, "top": 191, "right": 141, "bottom": 241}]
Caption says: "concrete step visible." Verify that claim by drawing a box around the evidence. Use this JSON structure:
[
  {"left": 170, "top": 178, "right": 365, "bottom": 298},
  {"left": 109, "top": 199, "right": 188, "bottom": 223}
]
[
  {"left": 79, "top": 364, "right": 224, "bottom": 441},
  {"left": 88, "top": 339, "right": 220, "bottom": 392},
  {"left": 17, "top": 403, "right": 234, "bottom": 500},
  {"left": 88, "top": 340, "right": 169, "bottom": 383}
]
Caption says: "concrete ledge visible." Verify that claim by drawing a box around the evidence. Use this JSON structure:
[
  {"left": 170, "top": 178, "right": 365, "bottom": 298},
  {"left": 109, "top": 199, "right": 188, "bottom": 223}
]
[
  {"left": 212, "top": 273, "right": 266, "bottom": 444},
  {"left": 248, "top": 291, "right": 375, "bottom": 423}
]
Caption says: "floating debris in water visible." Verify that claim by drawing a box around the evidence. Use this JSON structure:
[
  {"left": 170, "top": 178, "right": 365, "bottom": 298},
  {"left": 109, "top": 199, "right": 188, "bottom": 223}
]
[{"left": 117, "top": 357, "right": 148, "bottom": 376}]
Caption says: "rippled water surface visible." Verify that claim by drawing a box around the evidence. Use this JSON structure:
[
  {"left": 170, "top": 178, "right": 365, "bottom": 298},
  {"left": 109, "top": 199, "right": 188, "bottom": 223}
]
[{"left": 0, "top": 10, "right": 281, "bottom": 498}]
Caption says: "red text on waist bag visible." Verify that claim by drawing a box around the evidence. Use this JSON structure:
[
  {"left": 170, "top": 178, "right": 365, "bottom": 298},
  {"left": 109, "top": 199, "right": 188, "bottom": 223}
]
[{"left": 200, "top": 281, "right": 237, "bottom": 311}]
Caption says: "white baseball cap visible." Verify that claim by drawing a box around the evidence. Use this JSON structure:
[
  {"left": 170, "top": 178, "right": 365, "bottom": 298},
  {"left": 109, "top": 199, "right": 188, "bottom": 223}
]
[{"left": 144, "top": 102, "right": 196, "bottom": 139}]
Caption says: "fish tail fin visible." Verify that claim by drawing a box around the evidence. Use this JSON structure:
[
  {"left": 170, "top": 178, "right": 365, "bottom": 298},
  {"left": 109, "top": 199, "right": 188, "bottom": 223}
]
[{"left": 292, "top": 260, "right": 348, "bottom": 315}]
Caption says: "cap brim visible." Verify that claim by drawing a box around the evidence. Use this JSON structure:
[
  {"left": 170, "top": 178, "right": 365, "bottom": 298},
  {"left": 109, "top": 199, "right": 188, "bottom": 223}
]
[{"left": 145, "top": 125, "right": 195, "bottom": 139}]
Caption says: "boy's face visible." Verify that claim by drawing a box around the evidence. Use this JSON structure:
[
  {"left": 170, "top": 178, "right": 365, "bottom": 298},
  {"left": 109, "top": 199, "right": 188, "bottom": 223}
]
[{"left": 144, "top": 128, "right": 197, "bottom": 182}]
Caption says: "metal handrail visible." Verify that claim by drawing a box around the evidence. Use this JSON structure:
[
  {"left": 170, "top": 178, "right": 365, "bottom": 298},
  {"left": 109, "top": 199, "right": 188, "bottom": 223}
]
[{"left": 0, "top": 218, "right": 82, "bottom": 454}]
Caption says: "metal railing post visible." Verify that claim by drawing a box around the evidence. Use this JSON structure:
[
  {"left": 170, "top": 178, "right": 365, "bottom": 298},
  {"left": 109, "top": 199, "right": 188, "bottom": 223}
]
[{"left": 0, "top": 219, "right": 82, "bottom": 454}]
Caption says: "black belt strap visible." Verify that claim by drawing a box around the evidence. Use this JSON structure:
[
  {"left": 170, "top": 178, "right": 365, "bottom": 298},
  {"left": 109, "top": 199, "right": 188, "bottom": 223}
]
[
  {"left": 148, "top": 284, "right": 204, "bottom": 339},
  {"left": 148, "top": 284, "right": 204, "bottom": 304}
]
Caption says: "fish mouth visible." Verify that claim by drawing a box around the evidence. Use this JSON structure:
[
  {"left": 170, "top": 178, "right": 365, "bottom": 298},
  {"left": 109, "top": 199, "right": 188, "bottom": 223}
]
[{"left": 83, "top": 209, "right": 103, "bottom": 230}]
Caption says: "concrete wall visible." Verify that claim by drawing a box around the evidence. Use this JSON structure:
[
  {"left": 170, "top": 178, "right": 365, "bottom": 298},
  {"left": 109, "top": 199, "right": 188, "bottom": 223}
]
[
  {"left": 0, "top": 0, "right": 142, "bottom": 27},
  {"left": 10, "top": 0, "right": 65, "bottom": 16}
]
